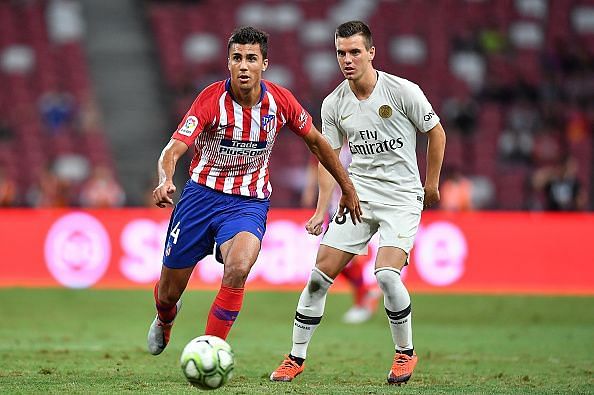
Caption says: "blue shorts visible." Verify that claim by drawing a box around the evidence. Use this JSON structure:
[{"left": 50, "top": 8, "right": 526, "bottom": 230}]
[{"left": 162, "top": 180, "right": 270, "bottom": 269}]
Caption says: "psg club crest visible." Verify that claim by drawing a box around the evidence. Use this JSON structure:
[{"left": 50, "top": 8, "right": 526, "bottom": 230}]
[{"left": 261, "top": 114, "right": 276, "bottom": 133}]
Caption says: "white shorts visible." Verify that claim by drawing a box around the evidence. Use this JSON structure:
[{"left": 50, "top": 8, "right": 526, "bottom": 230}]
[{"left": 321, "top": 201, "right": 421, "bottom": 257}]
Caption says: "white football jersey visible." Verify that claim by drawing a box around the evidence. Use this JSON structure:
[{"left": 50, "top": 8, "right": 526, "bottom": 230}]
[{"left": 321, "top": 70, "right": 440, "bottom": 207}]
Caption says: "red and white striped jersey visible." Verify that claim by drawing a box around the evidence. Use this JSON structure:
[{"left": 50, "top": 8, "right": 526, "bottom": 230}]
[{"left": 172, "top": 79, "right": 312, "bottom": 199}]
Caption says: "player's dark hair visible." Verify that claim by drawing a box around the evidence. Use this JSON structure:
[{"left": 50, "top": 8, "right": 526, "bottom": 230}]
[
  {"left": 335, "top": 20, "right": 373, "bottom": 50},
  {"left": 228, "top": 26, "right": 269, "bottom": 59}
]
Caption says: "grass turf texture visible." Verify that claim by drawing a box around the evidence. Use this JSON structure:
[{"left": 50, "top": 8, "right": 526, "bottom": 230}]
[{"left": 0, "top": 289, "right": 592, "bottom": 394}]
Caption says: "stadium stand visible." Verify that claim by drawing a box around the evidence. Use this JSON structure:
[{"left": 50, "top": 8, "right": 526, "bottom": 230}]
[
  {"left": 0, "top": 0, "right": 116, "bottom": 206},
  {"left": 0, "top": 0, "right": 591, "bottom": 210},
  {"left": 146, "top": 0, "right": 593, "bottom": 210}
]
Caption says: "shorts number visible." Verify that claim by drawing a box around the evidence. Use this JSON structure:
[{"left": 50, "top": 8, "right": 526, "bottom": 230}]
[
  {"left": 170, "top": 221, "right": 181, "bottom": 244},
  {"left": 334, "top": 208, "right": 349, "bottom": 225}
]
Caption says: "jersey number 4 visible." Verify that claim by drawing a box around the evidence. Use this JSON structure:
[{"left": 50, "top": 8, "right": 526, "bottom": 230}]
[{"left": 170, "top": 221, "right": 181, "bottom": 244}]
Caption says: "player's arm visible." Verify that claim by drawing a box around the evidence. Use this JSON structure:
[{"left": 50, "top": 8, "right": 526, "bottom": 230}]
[
  {"left": 315, "top": 152, "right": 339, "bottom": 215},
  {"left": 303, "top": 126, "right": 361, "bottom": 224},
  {"left": 424, "top": 122, "right": 446, "bottom": 208},
  {"left": 153, "top": 139, "right": 188, "bottom": 208},
  {"left": 304, "top": 149, "right": 340, "bottom": 235}
]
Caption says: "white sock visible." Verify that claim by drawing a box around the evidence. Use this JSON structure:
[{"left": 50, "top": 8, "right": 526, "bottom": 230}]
[
  {"left": 375, "top": 267, "right": 413, "bottom": 352},
  {"left": 290, "top": 267, "right": 333, "bottom": 359}
]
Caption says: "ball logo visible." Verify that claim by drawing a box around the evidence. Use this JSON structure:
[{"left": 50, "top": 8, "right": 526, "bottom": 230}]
[{"left": 44, "top": 212, "right": 111, "bottom": 288}]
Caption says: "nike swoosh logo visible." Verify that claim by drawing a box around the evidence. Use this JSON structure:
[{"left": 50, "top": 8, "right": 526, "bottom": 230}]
[
  {"left": 397, "top": 234, "right": 412, "bottom": 239},
  {"left": 213, "top": 123, "right": 234, "bottom": 133},
  {"left": 340, "top": 114, "right": 353, "bottom": 121}
]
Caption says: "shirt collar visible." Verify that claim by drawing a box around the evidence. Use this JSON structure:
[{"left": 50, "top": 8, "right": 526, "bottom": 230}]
[{"left": 225, "top": 79, "right": 267, "bottom": 105}]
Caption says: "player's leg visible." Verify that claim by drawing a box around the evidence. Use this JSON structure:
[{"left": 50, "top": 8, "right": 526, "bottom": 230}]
[
  {"left": 148, "top": 181, "right": 218, "bottom": 355},
  {"left": 148, "top": 265, "right": 193, "bottom": 355},
  {"left": 374, "top": 203, "right": 421, "bottom": 384},
  {"left": 271, "top": 206, "right": 374, "bottom": 382},
  {"left": 204, "top": 231, "right": 261, "bottom": 340},
  {"left": 270, "top": 245, "right": 354, "bottom": 382},
  {"left": 205, "top": 196, "right": 269, "bottom": 340}
]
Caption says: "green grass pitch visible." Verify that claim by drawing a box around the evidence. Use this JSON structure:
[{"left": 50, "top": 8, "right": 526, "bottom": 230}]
[{"left": 0, "top": 289, "right": 592, "bottom": 394}]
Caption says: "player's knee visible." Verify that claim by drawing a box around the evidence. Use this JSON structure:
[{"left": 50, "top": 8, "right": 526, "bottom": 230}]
[
  {"left": 375, "top": 267, "right": 401, "bottom": 291},
  {"left": 308, "top": 267, "right": 333, "bottom": 294}
]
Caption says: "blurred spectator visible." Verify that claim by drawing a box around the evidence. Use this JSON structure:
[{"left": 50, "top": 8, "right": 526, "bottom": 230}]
[
  {"left": 469, "top": 176, "right": 495, "bottom": 210},
  {"left": 439, "top": 168, "right": 473, "bottom": 211},
  {"left": 53, "top": 153, "right": 90, "bottom": 184},
  {"left": 498, "top": 99, "right": 540, "bottom": 165},
  {"left": 79, "top": 95, "right": 102, "bottom": 133},
  {"left": 442, "top": 91, "right": 478, "bottom": 138},
  {"left": 0, "top": 166, "right": 17, "bottom": 207},
  {"left": 479, "top": 24, "right": 507, "bottom": 55},
  {"left": 498, "top": 127, "right": 534, "bottom": 164},
  {"left": 532, "top": 156, "right": 586, "bottom": 211},
  {"left": 565, "top": 104, "right": 590, "bottom": 144},
  {"left": 0, "top": 119, "right": 15, "bottom": 142},
  {"left": 38, "top": 90, "right": 77, "bottom": 135},
  {"left": 531, "top": 126, "right": 564, "bottom": 167},
  {"left": 300, "top": 156, "right": 318, "bottom": 208},
  {"left": 300, "top": 144, "right": 353, "bottom": 209},
  {"left": 26, "top": 166, "right": 70, "bottom": 207},
  {"left": 79, "top": 165, "right": 125, "bottom": 208}
]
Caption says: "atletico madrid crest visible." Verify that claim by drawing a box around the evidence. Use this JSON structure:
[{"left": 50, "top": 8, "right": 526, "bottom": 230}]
[{"left": 261, "top": 114, "right": 276, "bottom": 133}]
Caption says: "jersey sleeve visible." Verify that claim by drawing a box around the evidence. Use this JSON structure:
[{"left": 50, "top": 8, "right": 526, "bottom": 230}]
[
  {"left": 281, "top": 89, "right": 313, "bottom": 137},
  {"left": 320, "top": 96, "right": 344, "bottom": 149},
  {"left": 171, "top": 89, "right": 215, "bottom": 146},
  {"left": 402, "top": 82, "right": 440, "bottom": 133}
]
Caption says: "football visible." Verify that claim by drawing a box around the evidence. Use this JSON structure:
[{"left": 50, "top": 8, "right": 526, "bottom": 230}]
[{"left": 180, "top": 335, "right": 235, "bottom": 389}]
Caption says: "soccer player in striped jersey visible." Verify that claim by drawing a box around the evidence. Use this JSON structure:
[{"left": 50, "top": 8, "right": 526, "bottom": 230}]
[
  {"left": 147, "top": 26, "right": 362, "bottom": 356},
  {"left": 270, "top": 21, "right": 446, "bottom": 385}
]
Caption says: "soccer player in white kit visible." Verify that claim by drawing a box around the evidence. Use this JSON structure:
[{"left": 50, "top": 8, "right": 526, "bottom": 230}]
[{"left": 270, "top": 21, "right": 446, "bottom": 385}]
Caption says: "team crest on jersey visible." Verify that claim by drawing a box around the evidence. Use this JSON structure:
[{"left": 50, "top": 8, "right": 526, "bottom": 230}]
[
  {"left": 378, "top": 105, "right": 392, "bottom": 119},
  {"left": 179, "top": 116, "right": 198, "bottom": 136},
  {"left": 261, "top": 114, "right": 276, "bottom": 133}
]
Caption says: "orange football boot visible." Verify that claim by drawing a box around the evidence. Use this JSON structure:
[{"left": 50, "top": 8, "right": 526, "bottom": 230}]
[
  {"left": 387, "top": 352, "right": 418, "bottom": 385},
  {"left": 269, "top": 355, "right": 305, "bottom": 382}
]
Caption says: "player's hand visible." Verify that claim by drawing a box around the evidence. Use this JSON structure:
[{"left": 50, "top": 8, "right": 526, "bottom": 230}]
[
  {"left": 423, "top": 184, "right": 440, "bottom": 209},
  {"left": 305, "top": 212, "right": 326, "bottom": 236},
  {"left": 153, "top": 180, "right": 176, "bottom": 208},
  {"left": 338, "top": 185, "right": 362, "bottom": 225}
]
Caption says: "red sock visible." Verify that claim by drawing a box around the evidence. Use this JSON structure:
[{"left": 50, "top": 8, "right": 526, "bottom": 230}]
[
  {"left": 341, "top": 260, "right": 369, "bottom": 306},
  {"left": 154, "top": 281, "right": 177, "bottom": 323},
  {"left": 205, "top": 286, "right": 244, "bottom": 340}
]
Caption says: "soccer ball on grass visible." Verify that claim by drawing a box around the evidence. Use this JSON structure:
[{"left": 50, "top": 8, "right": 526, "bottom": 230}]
[{"left": 180, "top": 335, "right": 234, "bottom": 389}]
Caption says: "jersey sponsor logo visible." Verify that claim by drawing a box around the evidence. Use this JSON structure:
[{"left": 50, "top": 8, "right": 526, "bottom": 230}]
[
  {"left": 219, "top": 139, "right": 267, "bottom": 156},
  {"left": 423, "top": 111, "right": 435, "bottom": 122},
  {"left": 261, "top": 114, "right": 276, "bottom": 133},
  {"left": 349, "top": 129, "right": 403, "bottom": 155},
  {"left": 340, "top": 113, "right": 353, "bottom": 121},
  {"left": 297, "top": 110, "right": 309, "bottom": 130},
  {"left": 378, "top": 104, "right": 392, "bottom": 118},
  {"left": 178, "top": 116, "right": 199, "bottom": 136}
]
